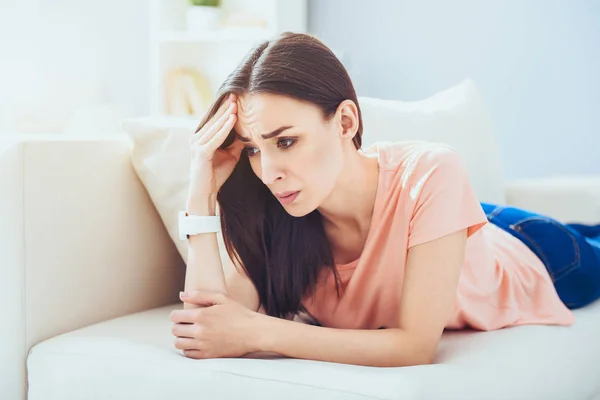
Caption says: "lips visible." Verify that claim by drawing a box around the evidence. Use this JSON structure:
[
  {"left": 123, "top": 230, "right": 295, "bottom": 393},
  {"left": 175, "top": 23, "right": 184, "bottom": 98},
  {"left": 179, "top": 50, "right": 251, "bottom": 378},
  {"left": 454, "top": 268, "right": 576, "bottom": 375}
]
[
  {"left": 275, "top": 191, "right": 299, "bottom": 199},
  {"left": 275, "top": 190, "right": 300, "bottom": 205}
]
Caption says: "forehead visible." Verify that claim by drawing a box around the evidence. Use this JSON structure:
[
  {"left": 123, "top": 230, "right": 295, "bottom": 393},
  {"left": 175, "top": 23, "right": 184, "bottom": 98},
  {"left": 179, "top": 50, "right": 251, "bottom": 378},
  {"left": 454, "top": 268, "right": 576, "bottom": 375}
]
[{"left": 235, "top": 93, "right": 323, "bottom": 135}]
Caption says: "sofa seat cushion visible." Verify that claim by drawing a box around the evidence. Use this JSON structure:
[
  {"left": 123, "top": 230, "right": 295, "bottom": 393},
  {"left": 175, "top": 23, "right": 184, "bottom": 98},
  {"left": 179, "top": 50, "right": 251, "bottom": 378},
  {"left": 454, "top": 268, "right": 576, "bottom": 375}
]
[{"left": 27, "top": 299, "right": 600, "bottom": 400}]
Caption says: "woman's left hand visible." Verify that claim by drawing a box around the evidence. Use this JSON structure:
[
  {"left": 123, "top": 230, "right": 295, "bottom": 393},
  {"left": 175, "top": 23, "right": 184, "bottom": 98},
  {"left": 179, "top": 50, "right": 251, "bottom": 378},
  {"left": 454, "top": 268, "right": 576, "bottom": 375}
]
[{"left": 170, "top": 290, "right": 264, "bottom": 359}]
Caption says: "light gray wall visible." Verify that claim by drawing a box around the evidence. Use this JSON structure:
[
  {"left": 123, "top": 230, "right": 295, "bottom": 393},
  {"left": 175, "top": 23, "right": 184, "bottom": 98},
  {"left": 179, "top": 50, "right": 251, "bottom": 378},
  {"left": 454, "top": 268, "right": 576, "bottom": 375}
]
[{"left": 308, "top": 0, "right": 600, "bottom": 180}]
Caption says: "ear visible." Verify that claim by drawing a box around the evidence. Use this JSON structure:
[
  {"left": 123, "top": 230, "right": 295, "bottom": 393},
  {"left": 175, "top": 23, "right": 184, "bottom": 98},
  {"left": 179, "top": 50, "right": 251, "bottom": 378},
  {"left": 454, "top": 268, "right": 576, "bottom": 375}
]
[{"left": 336, "top": 100, "right": 360, "bottom": 141}]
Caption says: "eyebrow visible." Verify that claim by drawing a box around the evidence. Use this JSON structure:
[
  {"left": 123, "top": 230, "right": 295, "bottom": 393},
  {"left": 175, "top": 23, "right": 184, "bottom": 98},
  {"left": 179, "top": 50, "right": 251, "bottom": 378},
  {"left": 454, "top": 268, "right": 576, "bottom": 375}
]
[{"left": 235, "top": 126, "right": 294, "bottom": 143}]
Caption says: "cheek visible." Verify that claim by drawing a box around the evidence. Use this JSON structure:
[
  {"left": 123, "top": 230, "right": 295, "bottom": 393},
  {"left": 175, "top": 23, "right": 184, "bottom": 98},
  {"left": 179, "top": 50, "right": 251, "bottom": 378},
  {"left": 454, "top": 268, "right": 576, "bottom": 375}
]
[
  {"left": 248, "top": 157, "right": 260, "bottom": 177},
  {"left": 303, "top": 145, "right": 343, "bottom": 192}
]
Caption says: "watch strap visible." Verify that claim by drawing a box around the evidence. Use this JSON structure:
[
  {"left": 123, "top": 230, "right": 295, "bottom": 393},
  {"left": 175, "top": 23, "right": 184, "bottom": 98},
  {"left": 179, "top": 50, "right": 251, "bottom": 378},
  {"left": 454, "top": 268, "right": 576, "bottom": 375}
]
[{"left": 178, "top": 211, "right": 221, "bottom": 240}]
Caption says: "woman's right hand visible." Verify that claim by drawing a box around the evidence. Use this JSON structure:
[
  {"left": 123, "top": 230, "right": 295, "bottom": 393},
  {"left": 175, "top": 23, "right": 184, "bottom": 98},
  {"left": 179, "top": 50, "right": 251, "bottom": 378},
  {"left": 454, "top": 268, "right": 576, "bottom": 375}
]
[{"left": 188, "top": 93, "right": 243, "bottom": 202}]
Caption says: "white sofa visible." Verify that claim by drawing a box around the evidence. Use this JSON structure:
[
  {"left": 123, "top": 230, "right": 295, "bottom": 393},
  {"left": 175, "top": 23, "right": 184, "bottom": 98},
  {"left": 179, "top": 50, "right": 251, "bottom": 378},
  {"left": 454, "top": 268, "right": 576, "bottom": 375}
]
[{"left": 2, "top": 81, "right": 600, "bottom": 399}]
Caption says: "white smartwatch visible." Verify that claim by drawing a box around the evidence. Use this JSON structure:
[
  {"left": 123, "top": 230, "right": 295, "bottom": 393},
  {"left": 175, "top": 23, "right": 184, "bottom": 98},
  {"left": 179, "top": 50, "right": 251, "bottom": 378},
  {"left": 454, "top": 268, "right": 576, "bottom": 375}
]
[{"left": 178, "top": 211, "right": 221, "bottom": 240}]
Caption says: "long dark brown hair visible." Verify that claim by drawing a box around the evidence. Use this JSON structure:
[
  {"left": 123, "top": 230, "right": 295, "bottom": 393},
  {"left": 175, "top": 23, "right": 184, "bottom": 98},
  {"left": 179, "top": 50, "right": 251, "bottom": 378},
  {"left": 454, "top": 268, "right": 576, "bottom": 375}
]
[{"left": 194, "top": 32, "right": 363, "bottom": 320}]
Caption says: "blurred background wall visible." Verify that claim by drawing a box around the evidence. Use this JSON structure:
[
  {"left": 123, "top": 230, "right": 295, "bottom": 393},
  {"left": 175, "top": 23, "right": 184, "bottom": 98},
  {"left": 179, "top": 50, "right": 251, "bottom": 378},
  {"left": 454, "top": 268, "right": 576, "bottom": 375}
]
[
  {"left": 1, "top": 0, "right": 598, "bottom": 179},
  {"left": 309, "top": 0, "right": 600, "bottom": 179}
]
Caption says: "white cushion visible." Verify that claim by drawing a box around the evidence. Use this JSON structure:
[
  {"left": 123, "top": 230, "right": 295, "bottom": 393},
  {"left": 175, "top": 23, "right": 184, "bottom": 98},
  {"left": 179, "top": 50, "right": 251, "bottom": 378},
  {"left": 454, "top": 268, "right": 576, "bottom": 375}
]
[
  {"left": 359, "top": 79, "right": 505, "bottom": 204},
  {"left": 27, "top": 299, "right": 600, "bottom": 400},
  {"left": 122, "top": 79, "right": 505, "bottom": 264},
  {"left": 122, "top": 116, "right": 208, "bottom": 265}
]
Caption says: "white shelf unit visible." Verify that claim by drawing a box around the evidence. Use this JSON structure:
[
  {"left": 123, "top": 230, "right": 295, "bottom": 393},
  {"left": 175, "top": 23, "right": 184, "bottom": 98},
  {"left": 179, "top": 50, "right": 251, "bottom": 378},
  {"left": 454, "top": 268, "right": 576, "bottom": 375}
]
[{"left": 148, "top": 0, "right": 307, "bottom": 117}]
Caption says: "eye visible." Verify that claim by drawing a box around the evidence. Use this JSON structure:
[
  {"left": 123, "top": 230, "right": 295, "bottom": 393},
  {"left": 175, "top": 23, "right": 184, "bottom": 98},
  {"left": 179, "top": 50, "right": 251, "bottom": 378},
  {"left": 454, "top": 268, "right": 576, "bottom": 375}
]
[
  {"left": 278, "top": 138, "right": 296, "bottom": 149},
  {"left": 245, "top": 138, "right": 297, "bottom": 157},
  {"left": 245, "top": 146, "right": 259, "bottom": 157}
]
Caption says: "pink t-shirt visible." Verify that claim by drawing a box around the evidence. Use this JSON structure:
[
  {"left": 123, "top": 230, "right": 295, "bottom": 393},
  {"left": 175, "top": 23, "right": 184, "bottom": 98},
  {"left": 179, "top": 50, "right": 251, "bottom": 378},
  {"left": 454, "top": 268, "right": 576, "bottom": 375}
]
[{"left": 301, "top": 141, "right": 575, "bottom": 331}]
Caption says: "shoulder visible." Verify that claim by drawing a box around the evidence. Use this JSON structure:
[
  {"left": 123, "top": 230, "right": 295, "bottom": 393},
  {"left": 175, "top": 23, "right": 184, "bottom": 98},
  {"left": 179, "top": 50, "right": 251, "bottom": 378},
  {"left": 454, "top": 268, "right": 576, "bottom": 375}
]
[{"left": 376, "top": 140, "right": 466, "bottom": 182}]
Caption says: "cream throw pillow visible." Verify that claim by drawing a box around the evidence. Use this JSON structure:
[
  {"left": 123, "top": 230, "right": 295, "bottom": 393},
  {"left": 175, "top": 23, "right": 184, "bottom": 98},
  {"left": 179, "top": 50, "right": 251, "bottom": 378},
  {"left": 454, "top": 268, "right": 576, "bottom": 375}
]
[{"left": 122, "top": 79, "right": 505, "bottom": 264}]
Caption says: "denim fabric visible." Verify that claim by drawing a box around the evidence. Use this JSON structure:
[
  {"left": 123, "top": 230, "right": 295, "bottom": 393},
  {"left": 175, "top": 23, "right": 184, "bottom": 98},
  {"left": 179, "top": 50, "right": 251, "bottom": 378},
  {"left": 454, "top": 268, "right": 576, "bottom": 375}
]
[{"left": 481, "top": 202, "right": 600, "bottom": 309}]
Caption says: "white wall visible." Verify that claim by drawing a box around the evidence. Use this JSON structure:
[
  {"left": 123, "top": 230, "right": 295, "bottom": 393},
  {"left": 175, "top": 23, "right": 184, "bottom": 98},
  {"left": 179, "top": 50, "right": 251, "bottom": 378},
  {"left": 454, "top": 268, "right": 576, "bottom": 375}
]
[
  {"left": 0, "top": 0, "right": 149, "bottom": 135},
  {"left": 309, "top": 0, "right": 600, "bottom": 180}
]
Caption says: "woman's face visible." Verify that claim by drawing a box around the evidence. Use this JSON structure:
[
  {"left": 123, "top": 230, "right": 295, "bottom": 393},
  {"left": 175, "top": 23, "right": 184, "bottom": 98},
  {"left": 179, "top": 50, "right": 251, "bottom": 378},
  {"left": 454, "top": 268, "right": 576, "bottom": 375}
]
[{"left": 233, "top": 93, "right": 346, "bottom": 217}]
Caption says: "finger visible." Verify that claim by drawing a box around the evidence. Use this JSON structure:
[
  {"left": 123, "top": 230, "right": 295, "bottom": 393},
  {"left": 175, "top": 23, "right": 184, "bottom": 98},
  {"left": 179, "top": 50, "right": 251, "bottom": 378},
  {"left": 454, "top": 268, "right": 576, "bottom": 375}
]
[
  {"left": 170, "top": 308, "right": 201, "bottom": 323},
  {"left": 197, "top": 102, "right": 237, "bottom": 146},
  {"left": 182, "top": 349, "right": 205, "bottom": 359},
  {"left": 171, "top": 322, "right": 198, "bottom": 338},
  {"left": 174, "top": 337, "right": 198, "bottom": 351},
  {"left": 193, "top": 94, "right": 235, "bottom": 140},
  {"left": 208, "top": 94, "right": 234, "bottom": 126},
  {"left": 204, "top": 114, "right": 237, "bottom": 153},
  {"left": 191, "top": 101, "right": 232, "bottom": 145},
  {"left": 180, "top": 290, "right": 227, "bottom": 306},
  {"left": 193, "top": 100, "right": 235, "bottom": 147}
]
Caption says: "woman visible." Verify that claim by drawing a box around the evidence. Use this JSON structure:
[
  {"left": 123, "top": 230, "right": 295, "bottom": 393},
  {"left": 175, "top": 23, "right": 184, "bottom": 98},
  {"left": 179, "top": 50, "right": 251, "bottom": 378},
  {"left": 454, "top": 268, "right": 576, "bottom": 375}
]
[{"left": 169, "top": 32, "right": 600, "bottom": 367}]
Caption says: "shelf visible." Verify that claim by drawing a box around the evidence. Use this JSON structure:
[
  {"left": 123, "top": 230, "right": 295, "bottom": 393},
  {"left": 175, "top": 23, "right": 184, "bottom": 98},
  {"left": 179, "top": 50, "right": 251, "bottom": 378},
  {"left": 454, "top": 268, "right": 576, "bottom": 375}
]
[
  {"left": 149, "top": 0, "right": 308, "bottom": 116},
  {"left": 157, "top": 27, "right": 274, "bottom": 44}
]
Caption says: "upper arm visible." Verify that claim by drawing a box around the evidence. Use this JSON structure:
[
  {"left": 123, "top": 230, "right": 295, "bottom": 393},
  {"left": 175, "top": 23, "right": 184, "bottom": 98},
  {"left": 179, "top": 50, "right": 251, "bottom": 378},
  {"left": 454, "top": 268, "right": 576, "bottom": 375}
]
[
  {"left": 394, "top": 145, "right": 486, "bottom": 362},
  {"left": 398, "top": 228, "right": 468, "bottom": 362}
]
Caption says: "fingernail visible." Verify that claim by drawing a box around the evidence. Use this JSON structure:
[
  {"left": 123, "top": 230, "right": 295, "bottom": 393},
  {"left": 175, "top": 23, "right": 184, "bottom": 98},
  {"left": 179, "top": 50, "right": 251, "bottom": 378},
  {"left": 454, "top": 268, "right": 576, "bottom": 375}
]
[{"left": 179, "top": 291, "right": 187, "bottom": 298}]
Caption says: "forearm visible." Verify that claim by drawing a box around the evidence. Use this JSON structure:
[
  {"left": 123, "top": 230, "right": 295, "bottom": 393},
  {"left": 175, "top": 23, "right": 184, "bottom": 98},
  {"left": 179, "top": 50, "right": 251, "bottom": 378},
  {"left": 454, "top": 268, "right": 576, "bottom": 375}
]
[
  {"left": 242, "top": 311, "right": 318, "bottom": 359},
  {"left": 257, "top": 316, "right": 433, "bottom": 367},
  {"left": 184, "top": 194, "right": 228, "bottom": 309}
]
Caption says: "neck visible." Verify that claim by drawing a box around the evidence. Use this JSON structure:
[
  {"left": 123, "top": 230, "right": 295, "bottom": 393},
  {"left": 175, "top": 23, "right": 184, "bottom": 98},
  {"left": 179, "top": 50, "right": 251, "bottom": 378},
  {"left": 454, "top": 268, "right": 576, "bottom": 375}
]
[{"left": 317, "top": 144, "right": 380, "bottom": 237}]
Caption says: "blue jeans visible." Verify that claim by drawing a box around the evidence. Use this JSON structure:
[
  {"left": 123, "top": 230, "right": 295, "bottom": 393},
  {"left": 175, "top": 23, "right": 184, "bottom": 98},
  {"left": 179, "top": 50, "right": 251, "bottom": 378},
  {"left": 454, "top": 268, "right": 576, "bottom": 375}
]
[{"left": 481, "top": 203, "right": 600, "bottom": 309}]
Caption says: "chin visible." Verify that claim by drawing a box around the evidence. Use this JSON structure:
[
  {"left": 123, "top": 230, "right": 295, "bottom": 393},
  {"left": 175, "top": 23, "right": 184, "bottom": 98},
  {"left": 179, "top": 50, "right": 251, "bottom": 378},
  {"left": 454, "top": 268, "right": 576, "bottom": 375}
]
[
  {"left": 283, "top": 205, "right": 314, "bottom": 218},
  {"left": 280, "top": 195, "right": 319, "bottom": 218}
]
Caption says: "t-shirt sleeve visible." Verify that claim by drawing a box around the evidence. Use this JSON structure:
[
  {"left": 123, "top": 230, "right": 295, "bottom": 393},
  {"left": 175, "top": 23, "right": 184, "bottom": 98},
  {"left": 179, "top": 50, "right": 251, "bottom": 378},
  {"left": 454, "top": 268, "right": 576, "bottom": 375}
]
[{"left": 407, "top": 145, "right": 488, "bottom": 249}]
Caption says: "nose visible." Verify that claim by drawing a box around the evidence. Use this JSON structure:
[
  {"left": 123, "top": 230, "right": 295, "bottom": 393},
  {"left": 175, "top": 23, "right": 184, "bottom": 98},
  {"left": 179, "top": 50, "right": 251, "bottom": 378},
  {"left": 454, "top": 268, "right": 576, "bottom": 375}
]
[{"left": 259, "top": 153, "right": 284, "bottom": 185}]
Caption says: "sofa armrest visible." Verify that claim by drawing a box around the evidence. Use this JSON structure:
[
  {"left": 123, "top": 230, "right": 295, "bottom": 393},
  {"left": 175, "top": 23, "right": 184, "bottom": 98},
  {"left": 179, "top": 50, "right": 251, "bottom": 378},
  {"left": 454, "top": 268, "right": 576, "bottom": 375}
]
[
  {"left": 505, "top": 176, "right": 600, "bottom": 224},
  {"left": 0, "top": 135, "right": 184, "bottom": 399}
]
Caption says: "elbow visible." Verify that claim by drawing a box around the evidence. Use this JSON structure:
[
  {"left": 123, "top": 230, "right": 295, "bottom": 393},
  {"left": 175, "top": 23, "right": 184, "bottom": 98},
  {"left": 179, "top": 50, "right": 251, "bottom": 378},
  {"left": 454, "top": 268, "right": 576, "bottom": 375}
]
[
  {"left": 414, "top": 341, "right": 438, "bottom": 365},
  {"left": 395, "top": 349, "right": 436, "bottom": 367},
  {"left": 416, "top": 350, "right": 436, "bottom": 366},
  {"left": 409, "top": 338, "right": 438, "bottom": 366},
  {"left": 389, "top": 333, "right": 438, "bottom": 367}
]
